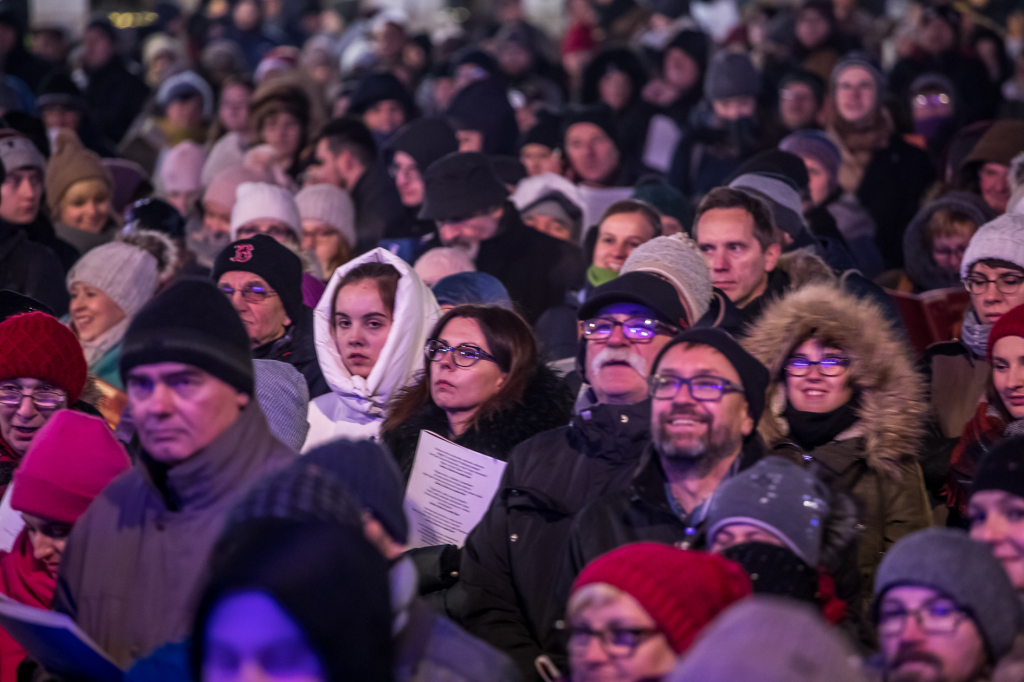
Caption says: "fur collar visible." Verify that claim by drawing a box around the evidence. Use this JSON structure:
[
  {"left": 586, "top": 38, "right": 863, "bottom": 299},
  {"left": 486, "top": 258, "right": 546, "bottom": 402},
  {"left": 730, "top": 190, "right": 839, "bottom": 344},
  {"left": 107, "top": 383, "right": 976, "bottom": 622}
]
[
  {"left": 384, "top": 364, "right": 574, "bottom": 476},
  {"left": 743, "top": 283, "right": 926, "bottom": 476}
]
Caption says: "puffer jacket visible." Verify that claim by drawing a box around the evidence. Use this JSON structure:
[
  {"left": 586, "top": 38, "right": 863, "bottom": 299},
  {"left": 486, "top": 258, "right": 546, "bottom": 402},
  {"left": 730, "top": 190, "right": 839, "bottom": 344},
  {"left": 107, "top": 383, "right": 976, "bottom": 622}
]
[
  {"left": 304, "top": 248, "right": 440, "bottom": 449},
  {"left": 455, "top": 398, "right": 652, "bottom": 680},
  {"left": 744, "top": 283, "right": 933, "bottom": 612}
]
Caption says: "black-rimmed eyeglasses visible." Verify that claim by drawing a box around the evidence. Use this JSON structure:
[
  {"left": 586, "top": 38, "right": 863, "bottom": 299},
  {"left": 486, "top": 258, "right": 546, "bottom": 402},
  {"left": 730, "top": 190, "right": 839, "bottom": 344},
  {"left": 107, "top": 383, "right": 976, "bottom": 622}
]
[{"left": 425, "top": 340, "right": 498, "bottom": 368}]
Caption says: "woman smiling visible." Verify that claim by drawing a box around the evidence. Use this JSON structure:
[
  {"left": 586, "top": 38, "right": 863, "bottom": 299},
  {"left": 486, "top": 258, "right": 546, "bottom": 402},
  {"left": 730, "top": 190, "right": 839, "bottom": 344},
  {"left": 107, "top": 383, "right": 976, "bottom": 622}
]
[
  {"left": 45, "top": 130, "right": 120, "bottom": 257},
  {"left": 745, "top": 283, "right": 931, "bottom": 606}
]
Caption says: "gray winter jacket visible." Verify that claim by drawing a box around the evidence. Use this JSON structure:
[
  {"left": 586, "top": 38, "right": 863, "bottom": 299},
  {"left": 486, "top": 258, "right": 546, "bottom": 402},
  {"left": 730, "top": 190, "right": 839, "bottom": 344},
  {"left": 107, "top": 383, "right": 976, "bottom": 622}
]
[{"left": 53, "top": 402, "right": 297, "bottom": 667}]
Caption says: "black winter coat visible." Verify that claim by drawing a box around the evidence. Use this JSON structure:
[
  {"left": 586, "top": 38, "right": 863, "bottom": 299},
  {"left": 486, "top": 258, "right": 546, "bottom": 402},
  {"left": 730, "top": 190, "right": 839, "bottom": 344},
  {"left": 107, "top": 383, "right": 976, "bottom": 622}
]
[
  {"left": 854, "top": 135, "right": 934, "bottom": 270},
  {"left": 83, "top": 57, "right": 149, "bottom": 146},
  {"left": 456, "top": 399, "right": 652, "bottom": 681},
  {"left": 252, "top": 306, "right": 329, "bottom": 399},
  {"left": 351, "top": 161, "right": 407, "bottom": 253},
  {"left": 0, "top": 223, "right": 69, "bottom": 315}
]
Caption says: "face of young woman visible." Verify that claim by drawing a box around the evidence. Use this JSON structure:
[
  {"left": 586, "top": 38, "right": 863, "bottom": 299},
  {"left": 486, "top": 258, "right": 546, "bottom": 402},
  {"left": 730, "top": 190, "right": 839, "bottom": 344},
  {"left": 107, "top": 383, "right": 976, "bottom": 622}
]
[
  {"left": 969, "top": 489, "right": 1024, "bottom": 592},
  {"left": 261, "top": 111, "right": 303, "bottom": 161},
  {"left": 784, "top": 338, "right": 853, "bottom": 413},
  {"left": 69, "top": 282, "right": 126, "bottom": 342},
  {"left": 332, "top": 280, "right": 393, "bottom": 379},
  {"left": 60, "top": 178, "right": 112, "bottom": 234},
  {"left": 992, "top": 335, "right": 1024, "bottom": 419},
  {"left": 429, "top": 317, "right": 507, "bottom": 435}
]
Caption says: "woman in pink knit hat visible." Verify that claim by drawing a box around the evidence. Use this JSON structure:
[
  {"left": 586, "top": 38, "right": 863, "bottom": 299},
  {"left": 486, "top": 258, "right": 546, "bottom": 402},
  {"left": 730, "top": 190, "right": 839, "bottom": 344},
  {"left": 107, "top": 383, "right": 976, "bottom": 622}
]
[{"left": 0, "top": 409, "right": 129, "bottom": 680}]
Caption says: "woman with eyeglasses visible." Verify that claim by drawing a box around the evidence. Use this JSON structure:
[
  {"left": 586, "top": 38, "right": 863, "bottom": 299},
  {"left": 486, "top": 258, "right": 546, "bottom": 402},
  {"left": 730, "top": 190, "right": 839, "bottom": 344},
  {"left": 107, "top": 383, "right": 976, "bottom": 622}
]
[
  {"left": 947, "top": 304, "right": 1024, "bottom": 522},
  {"left": 304, "top": 248, "right": 440, "bottom": 449},
  {"left": 381, "top": 305, "right": 573, "bottom": 478},
  {"left": 928, "top": 215, "right": 1024, "bottom": 521},
  {"left": 745, "top": 283, "right": 931, "bottom": 611},
  {"left": 566, "top": 543, "right": 750, "bottom": 682}
]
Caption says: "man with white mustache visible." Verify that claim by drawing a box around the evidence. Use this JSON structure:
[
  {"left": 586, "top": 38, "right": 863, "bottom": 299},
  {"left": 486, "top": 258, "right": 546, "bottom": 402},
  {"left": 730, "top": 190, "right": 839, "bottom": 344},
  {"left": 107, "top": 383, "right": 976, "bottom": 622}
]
[
  {"left": 556, "top": 327, "right": 777, "bottom": 589},
  {"left": 456, "top": 271, "right": 693, "bottom": 680}
]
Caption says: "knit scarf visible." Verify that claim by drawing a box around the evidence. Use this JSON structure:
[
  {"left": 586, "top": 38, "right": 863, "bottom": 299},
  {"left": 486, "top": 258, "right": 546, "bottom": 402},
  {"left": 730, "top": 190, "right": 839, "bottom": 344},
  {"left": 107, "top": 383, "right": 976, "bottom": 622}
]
[
  {"left": 80, "top": 317, "right": 130, "bottom": 367},
  {"left": 961, "top": 308, "right": 991, "bottom": 359},
  {"left": 829, "top": 108, "right": 893, "bottom": 195},
  {"left": 587, "top": 265, "right": 619, "bottom": 288},
  {"left": 784, "top": 396, "right": 861, "bottom": 451}
]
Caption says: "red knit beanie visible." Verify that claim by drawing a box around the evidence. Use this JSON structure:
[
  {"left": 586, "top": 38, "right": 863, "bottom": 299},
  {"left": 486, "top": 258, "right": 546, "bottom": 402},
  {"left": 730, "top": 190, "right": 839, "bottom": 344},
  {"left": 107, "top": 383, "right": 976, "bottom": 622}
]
[
  {"left": 988, "top": 304, "right": 1024, "bottom": 363},
  {"left": 11, "top": 411, "right": 130, "bottom": 524},
  {"left": 0, "top": 312, "right": 87, "bottom": 404},
  {"left": 571, "top": 543, "right": 752, "bottom": 654}
]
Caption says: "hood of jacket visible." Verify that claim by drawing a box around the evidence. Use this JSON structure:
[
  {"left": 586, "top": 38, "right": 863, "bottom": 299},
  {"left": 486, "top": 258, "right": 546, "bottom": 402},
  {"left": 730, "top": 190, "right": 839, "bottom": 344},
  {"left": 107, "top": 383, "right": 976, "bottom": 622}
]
[
  {"left": 903, "top": 192, "right": 995, "bottom": 292},
  {"left": 743, "top": 283, "right": 926, "bottom": 477},
  {"left": 314, "top": 247, "right": 441, "bottom": 420}
]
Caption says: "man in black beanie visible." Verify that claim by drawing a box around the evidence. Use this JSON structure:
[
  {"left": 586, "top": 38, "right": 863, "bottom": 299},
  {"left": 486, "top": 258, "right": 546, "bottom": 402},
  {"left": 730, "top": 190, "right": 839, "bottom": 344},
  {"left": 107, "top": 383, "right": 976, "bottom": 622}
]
[
  {"left": 552, "top": 326, "right": 774, "bottom": 607},
  {"left": 562, "top": 103, "right": 629, "bottom": 189},
  {"left": 213, "top": 235, "right": 327, "bottom": 398},
  {"left": 53, "top": 277, "right": 297, "bottom": 669},
  {"left": 419, "top": 151, "right": 584, "bottom": 324}
]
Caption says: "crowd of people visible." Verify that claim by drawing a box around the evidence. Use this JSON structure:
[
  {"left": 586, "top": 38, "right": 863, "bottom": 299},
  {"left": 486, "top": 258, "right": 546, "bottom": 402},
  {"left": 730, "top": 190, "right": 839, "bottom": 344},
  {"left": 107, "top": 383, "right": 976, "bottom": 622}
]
[{"left": 3, "top": 0, "right": 1024, "bottom": 680}]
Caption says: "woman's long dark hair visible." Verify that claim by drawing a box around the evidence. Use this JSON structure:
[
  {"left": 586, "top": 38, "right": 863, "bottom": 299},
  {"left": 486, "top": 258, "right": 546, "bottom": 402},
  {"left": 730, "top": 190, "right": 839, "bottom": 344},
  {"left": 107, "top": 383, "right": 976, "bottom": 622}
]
[{"left": 383, "top": 305, "right": 539, "bottom": 433}]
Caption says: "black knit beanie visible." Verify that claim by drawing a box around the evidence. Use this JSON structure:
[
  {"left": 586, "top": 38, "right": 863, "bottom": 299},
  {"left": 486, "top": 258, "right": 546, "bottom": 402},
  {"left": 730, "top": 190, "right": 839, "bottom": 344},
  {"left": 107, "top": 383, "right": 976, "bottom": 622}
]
[
  {"left": 119, "top": 277, "right": 254, "bottom": 395},
  {"left": 193, "top": 521, "right": 394, "bottom": 682},
  {"left": 419, "top": 151, "right": 509, "bottom": 222},
  {"left": 652, "top": 327, "right": 769, "bottom": 424},
  {"left": 562, "top": 103, "right": 618, "bottom": 146},
  {"left": 973, "top": 436, "right": 1024, "bottom": 501},
  {"left": 212, "top": 235, "right": 304, "bottom": 323}
]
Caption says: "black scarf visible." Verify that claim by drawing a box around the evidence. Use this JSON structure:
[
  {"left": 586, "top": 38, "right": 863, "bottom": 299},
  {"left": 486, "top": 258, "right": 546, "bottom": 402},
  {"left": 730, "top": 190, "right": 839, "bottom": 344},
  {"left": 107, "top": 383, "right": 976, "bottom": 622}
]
[{"left": 784, "top": 395, "right": 861, "bottom": 452}]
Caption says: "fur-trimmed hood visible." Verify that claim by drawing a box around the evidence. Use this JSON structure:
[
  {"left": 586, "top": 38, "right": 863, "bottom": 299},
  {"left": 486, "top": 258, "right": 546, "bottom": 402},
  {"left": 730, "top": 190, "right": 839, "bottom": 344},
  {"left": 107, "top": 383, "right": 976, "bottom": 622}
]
[{"left": 743, "top": 283, "right": 926, "bottom": 476}]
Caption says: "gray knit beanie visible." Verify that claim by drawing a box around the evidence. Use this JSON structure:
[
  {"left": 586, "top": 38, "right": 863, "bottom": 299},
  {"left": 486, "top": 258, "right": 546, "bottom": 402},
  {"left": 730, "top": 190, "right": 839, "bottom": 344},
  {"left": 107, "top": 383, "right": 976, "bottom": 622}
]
[
  {"left": 668, "top": 597, "right": 867, "bottom": 682},
  {"left": 254, "top": 359, "right": 310, "bottom": 452},
  {"left": 729, "top": 172, "right": 806, "bottom": 239},
  {"left": 66, "top": 241, "right": 160, "bottom": 318},
  {"left": 830, "top": 52, "right": 886, "bottom": 94},
  {"left": 295, "top": 184, "right": 357, "bottom": 250},
  {"left": 960, "top": 213, "right": 1024, "bottom": 278},
  {"left": 621, "top": 232, "right": 712, "bottom": 326},
  {"left": 873, "top": 527, "right": 1023, "bottom": 660},
  {"left": 704, "top": 51, "right": 761, "bottom": 102},
  {"left": 706, "top": 457, "right": 830, "bottom": 566},
  {"left": 0, "top": 135, "right": 45, "bottom": 174}
]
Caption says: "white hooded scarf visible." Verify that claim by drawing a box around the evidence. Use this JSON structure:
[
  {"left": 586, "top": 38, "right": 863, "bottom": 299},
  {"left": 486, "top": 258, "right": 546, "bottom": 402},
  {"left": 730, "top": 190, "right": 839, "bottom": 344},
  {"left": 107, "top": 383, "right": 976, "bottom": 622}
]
[{"left": 303, "top": 248, "right": 441, "bottom": 450}]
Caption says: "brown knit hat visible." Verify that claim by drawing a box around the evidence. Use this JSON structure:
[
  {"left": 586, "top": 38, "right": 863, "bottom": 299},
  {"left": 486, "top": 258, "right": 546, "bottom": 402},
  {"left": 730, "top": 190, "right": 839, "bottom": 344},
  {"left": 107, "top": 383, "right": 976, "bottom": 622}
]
[
  {"left": 963, "top": 120, "right": 1024, "bottom": 168},
  {"left": 45, "top": 130, "right": 115, "bottom": 213}
]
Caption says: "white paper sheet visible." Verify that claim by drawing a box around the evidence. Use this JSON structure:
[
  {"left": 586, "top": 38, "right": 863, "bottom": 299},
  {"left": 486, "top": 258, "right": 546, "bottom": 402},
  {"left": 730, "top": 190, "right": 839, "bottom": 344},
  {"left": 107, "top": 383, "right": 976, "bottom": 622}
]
[
  {"left": 403, "top": 430, "right": 508, "bottom": 548},
  {"left": 642, "top": 114, "right": 682, "bottom": 173},
  {"left": 0, "top": 483, "right": 25, "bottom": 553}
]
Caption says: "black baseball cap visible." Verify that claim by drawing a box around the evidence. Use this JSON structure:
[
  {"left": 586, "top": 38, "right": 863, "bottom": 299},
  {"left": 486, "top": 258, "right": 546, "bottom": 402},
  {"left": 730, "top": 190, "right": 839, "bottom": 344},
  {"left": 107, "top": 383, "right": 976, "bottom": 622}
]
[{"left": 578, "top": 272, "right": 688, "bottom": 327}]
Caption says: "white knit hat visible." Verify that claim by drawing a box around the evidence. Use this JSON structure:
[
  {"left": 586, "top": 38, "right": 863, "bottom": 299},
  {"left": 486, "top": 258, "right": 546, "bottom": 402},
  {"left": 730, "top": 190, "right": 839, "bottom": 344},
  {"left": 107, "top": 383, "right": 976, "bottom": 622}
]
[
  {"left": 961, "top": 213, "right": 1024, "bottom": 278},
  {"left": 0, "top": 135, "right": 45, "bottom": 174},
  {"left": 295, "top": 184, "right": 356, "bottom": 249},
  {"left": 621, "top": 232, "right": 713, "bottom": 326},
  {"left": 230, "top": 181, "right": 302, "bottom": 241},
  {"left": 159, "top": 140, "right": 207, "bottom": 194},
  {"left": 66, "top": 242, "right": 160, "bottom": 318}
]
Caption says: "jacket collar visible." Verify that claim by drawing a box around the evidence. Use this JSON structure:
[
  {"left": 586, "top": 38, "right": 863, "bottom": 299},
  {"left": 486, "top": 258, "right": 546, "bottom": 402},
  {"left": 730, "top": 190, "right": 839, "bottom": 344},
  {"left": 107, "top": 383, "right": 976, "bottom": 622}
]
[
  {"left": 138, "top": 400, "right": 283, "bottom": 512},
  {"left": 573, "top": 399, "right": 651, "bottom": 459}
]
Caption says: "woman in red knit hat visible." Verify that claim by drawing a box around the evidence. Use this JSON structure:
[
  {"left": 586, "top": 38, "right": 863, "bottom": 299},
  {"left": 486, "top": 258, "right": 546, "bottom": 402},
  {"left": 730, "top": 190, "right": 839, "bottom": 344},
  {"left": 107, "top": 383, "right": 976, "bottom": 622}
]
[
  {"left": 947, "top": 303, "right": 1024, "bottom": 516},
  {"left": 0, "top": 409, "right": 129, "bottom": 680},
  {"left": 565, "top": 543, "right": 751, "bottom": 682},
  {"left": 0, "top": 312, "right": 88, "bottom": 499}
]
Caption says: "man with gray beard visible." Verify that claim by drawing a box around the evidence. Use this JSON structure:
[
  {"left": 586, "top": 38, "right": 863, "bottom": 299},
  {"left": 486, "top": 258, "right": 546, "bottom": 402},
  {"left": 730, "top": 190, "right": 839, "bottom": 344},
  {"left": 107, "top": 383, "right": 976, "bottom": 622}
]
[
  {"left": 455, "top": 271, "right": 693, "bottom": 681},
  {"left": 554, "top": 327, "right": 779, "bottom": 600}
]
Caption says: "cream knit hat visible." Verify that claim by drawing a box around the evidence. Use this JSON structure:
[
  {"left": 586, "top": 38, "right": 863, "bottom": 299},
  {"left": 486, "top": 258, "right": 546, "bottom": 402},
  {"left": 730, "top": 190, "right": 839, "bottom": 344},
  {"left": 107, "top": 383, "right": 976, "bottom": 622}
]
[
  {"left": 295, "top": 184, "right": 356, "bottom": 249},
  {"left": 230, "top": 181, "right": 302, "bottom": 240},
  {"left": 66, "top": 241, "right": 160, "bottom": 318},
  {"left": 621, "top": 232, "right": 713, "bottom": 326}
]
